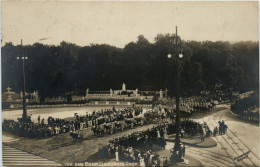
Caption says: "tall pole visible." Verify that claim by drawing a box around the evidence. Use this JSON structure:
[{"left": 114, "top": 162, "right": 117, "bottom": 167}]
[
  {"left": 173, "top": 26, "right": 183, "bottom": 161},
  {"left": 21, "top": 39, "right": 27, "bottom": 121}
]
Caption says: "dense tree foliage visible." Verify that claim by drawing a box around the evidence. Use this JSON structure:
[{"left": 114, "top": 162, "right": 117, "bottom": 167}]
[{"left": 2, "top": 34, "right": 259, "bottom": 99}]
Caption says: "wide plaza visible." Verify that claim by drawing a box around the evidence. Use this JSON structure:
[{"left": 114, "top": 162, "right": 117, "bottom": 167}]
[
  {"left": 2, "top": 2, "right": 259, "bottom": 166},
  {"left": 2, "top": 102, "right": 259, "bottom": 166}
]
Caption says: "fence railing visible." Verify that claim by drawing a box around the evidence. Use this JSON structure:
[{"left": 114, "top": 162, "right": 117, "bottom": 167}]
[{"left": 26, "top": 101, "right": 138, "bottom": 108}]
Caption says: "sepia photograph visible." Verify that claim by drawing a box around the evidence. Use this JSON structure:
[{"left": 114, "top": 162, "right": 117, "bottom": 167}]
[{"left": 1, "top": 1, "right": 259, "bottom": 166}]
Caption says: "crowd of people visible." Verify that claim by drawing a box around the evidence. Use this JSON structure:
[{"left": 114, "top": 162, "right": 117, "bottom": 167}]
[
  {"left": 2, "top": 106, "right": 145, "bottom": 139},
  {"left": 2, "top": 116, "right": 84, "bottom": 138},
  {"left": 3, "top": 99, "right": 229, "bottom": 142},
  {"left": 99, "top": 144, "right": 167, "bottom": 167},
  {"left": 3, "top": 98, "right": 232, "bottom": 166},
  {"left": 216, "top": 120, "right": 228, "bottom": 135},
  {"left": 202, "top": 83, "right": 238, "bottom": 102},
  {"left": 180, "top": 119, "right": 206, "bottom": 136},
  {"left": 97, "top": 119, "right": 209, "bottom": 166},
  {"left": 231, "top": 92, "right": 259, "bottom": 121},
  {"left": 98, "top": 123, "right": 169, "bottom": 166}
]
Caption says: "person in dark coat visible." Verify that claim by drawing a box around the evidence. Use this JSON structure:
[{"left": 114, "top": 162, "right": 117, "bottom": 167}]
[
  {"left": 182, "top": 145, "right": 186, "bottom": 157},
  {"left": 38, "top": 115, "right": 41, "bottom": 124}
]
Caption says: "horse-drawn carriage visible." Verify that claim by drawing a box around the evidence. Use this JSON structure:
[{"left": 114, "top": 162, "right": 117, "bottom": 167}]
[
  {"left": 125, "top": 118, "right": 137, "bottom": 129},
  {"left": 114, "top": 121, "right": 127, "bottom": 131},
  {"left": 144, "top": 109, "right": 161, "bottom": 121},
  {"left": 134, "top": 115, "right": 147, "bottom": 126},
  {"left": 103, "top": 121, "right": 127, "bottom": 134},
  {"left": 103, "top": 122, "right": 114, "bottom": 134},
  {"left": 70, "top": 131, "right": 83, "bottom": 142}
]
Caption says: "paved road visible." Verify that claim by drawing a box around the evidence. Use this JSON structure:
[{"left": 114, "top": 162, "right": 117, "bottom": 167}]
[
  {"left": 2, "top": 144, "right": 63, "bottom": 166},
  {"left": 2, "top": 103, "right": 259, "bottom": 167},
  {"left": 187, "top": 104, "right": 259, "bottom": 167}
]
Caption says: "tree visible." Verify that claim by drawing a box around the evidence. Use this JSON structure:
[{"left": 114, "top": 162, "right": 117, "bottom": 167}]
[{"left": 1, "top": 37, "right": 258, "bottom": 99}]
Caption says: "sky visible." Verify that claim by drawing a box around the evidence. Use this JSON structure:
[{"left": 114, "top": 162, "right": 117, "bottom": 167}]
[{"left": 1, "top": 1, "right": 259, "bottom": 48}]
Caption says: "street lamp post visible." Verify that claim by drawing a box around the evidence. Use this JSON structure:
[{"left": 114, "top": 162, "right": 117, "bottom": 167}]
[
  {"left": 168, "top": 26, "right": 184, "bottom": 163},
  {"left": 17, "top": 39, "right": 28, "bottom": 122}
]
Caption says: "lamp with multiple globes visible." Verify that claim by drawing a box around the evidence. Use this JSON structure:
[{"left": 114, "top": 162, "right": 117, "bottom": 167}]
[{"left": 167, "top": 26, "right": 185, "bottom": 163}]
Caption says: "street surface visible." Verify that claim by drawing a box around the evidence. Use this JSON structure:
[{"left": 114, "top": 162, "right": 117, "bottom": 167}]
[
  {"left": 2, "top": 144, "right": 62, "bottom": 166},
  {"left": 2, "top": 104, "right": 259, "bottom": 166},
  {"left": 185, "top": 104, "right": 259, "bottom": 167}
]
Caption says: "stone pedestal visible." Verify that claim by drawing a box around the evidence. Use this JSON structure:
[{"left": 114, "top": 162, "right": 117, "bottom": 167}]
[
  {"left": 110, "top": 89, "right": 113, "bottom": 97},
  {"left": 135, "top": 89, "right": 138, "bottom": 97},
  {"left": 122, "top": 83, "right": 126, "bottom": 91},
  {"left": 86, "top": 89, "right": 89, "bottom": 97},
  {"left": 160, "top": 89, "right": 163, "bottom": 99},
  {"left": 170, "top": 150, "right": 185, "bottom": 163}
]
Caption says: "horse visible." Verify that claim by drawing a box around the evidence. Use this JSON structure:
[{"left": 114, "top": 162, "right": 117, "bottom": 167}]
[{"left": 70, "top": 131, "right": 83, "bottom": 142}]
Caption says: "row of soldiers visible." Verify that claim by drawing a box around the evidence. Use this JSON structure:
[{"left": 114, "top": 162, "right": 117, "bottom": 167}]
[
  {"left": 179, "top": 96, "right": 216, "bottom": 114},
  {"left": 157, "top": 96, "right": 216, "bottom": 118}
]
